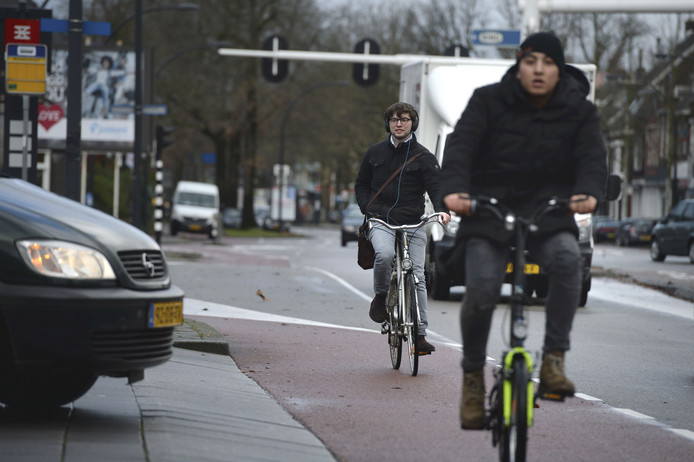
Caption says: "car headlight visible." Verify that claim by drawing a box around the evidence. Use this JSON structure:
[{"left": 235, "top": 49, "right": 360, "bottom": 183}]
[
  {"left": 574, "top": 213, "right": 592, "bottom": 243},
  {"left": 16, "top": 240, "right": 117, "bottom": 280}
]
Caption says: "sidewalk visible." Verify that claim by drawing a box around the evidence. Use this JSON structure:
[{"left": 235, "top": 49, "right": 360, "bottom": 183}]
[{"left": 126, "top": 320, "right": 337, "bottom": 462}]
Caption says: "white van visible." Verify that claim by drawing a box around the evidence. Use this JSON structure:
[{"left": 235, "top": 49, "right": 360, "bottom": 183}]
[{"left": 170, "top": 181, "right": 220, "bottom": 239}]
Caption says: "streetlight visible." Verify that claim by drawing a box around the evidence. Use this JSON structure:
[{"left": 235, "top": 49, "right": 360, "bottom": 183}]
[
  {"left": 277, "top": 81, "right": 349, "bottom": 231},
  {"left": 655, "top": 50, "right": 694, "bottom": 211},
  {"left": 127, "top": 2, "right": 198, "bottom": 229},
  {"left": 103, "top": 2, "right": 199, "bottom": 45}
]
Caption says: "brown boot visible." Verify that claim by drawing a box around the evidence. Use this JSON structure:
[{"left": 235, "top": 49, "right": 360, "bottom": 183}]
[
  {"left": 538, "top": 351, "right": 575, "bottom": 400},
  {"left": 369, "top": 294, "right": 387, "bottom": 323},
  {"left": 460, "top": 370, "right": 486, "bottom": 429},
  {"left": 418, "top": 335, "right": 435, "bottom": 355}
]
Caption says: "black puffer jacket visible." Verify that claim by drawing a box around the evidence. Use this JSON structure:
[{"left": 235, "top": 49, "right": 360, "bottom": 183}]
[
  {"left": 355, "top": 135, "right": 445, "bottom": 226},
  {"left": 440, "top": 64, "right": 607, "bottom": 243}
]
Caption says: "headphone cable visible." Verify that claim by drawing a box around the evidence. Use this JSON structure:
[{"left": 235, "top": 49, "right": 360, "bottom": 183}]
[{"left": 386, "top": 137, "right": 412, "bottom": 224}]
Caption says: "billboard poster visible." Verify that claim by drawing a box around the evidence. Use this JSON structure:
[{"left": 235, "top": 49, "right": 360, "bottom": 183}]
[{"left": 38, "top": 48, "right": 136, "bottom": 145}]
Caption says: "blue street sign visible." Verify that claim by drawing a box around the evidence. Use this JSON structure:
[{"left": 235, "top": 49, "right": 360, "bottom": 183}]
[
  {"left": 471, "top": 29, "right": 521, "bottom": 48},
  {"left": 41, "top": 18, "right": 111, "bottom": 36}
]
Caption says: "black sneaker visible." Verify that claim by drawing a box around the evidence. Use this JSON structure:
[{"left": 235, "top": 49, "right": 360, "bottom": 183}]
[
  {"left": 418, "top": 335, "right": 436, "bottom": 355},
  {"left": 369, "top": 294, "right": 387, "bottom": 323}
]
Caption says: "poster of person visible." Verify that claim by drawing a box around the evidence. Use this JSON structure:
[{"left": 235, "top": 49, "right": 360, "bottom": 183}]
[{"left": 39, "top": 48, "right": 137, "bottom": 144}]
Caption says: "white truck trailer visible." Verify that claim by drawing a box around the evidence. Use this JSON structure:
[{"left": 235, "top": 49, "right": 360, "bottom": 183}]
[{"left": 399, "top": 58, "right": 598, "bottom": 304}]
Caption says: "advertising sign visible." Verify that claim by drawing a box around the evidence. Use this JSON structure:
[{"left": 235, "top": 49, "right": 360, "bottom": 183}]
[{"left": 39, "top": 48, "right": 137, "bottom": 144}]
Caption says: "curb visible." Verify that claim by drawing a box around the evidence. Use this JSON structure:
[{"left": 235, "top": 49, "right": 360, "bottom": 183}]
[{"left": 174, "top": 317, "right": 230, "bottom": 356}]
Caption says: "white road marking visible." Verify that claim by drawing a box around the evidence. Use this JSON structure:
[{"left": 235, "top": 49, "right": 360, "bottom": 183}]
[
  {"left": 306, "top": 266, "right": 372, "bottom": 302},
  {"left": 184, "top": 297, "right": 374, "bottom": 333},
  {"left": 589, "top": 278, "right": 693, "bottom": 319},
  {"left": 669, "top": 429, "right": 694, "bottom": 443},
  {"left": 613, "top": 408, "right": 655, "bottom": 420},
  {"left": 575, "top": 393, "right": 602, "bottom": 402}
]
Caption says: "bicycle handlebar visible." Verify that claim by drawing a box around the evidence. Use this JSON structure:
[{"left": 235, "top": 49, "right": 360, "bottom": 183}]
[
  {"left": 367, "top": 212, "right": 444, "bottom": 232},
  {"left": 469, "top": 196, "right": 581, "bottom": 232}
]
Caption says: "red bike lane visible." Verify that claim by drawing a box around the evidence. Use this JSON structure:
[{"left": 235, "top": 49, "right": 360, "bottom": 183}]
[{"left": 194, "top": 314, "right": 694, "bottom": 462}]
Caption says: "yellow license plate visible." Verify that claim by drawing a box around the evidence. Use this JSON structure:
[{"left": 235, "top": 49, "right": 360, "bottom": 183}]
[
  {"left": 640, "top": 235, "right": 651, "bottom": 241},
  {"left": 148, "top": 300, "right": 183, "bottom": 328},
  {"left": 506, "top": 263, "right": 540, "bottom": 274},
  {"left": 189, "top": 224, "right": 202, "bottom": 231}
]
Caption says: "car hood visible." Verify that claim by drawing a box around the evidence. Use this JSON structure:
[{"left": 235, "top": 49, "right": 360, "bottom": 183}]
[{"left": 0, "top": 178, "right": 159, "bottom": 253}]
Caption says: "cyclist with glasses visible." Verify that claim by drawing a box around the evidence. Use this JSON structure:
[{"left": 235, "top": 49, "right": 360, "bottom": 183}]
[
  {"left": 356, "top": 102, "right": 450, "bottom": 354},
  {"left": 440, "top": 32, "right": 607, "bottom": 429}
]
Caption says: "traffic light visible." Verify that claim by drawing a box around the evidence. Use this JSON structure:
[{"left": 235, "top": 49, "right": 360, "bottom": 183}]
[
  {"left": 353, "top": 38, "right": 380, "bottom": 87},
  {"left": 262, "top": 35, "right": 289, "bottom": 83},
  {"left": 444, "top": 43, "right": 469, "bottom": 57},
  {"left": 156, "top": 125, "right": 175, "bottom": 153}
]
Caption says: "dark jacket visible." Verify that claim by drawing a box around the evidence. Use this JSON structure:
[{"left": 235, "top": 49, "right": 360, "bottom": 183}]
[
  {"left": 440, "top": 64, "right": 607, "bottom": 242},
  {"left": 355, "top": 135, "right": 444, "bottom": 225}
]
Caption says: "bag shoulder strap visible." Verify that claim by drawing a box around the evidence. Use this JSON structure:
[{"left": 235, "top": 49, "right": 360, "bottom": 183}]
[{"left": 365, "top": 150, "right": 426, "bottom": 211}]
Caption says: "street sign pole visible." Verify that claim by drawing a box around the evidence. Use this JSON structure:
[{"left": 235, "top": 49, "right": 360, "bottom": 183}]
[
  {"left": 5, "top": 42, "right": 47, "bottom": 181},
  {"left": 21, "top": 95, "right": 29, "bottom": 180}
]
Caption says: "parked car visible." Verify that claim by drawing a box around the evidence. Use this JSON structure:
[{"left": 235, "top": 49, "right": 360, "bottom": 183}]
[
  {"left": 222, "top": 207, "right": 242, "bottom": 229},
  {"left": 592, "top": 216, "right": 620, "bottom": 242},
  {"left": 615, "top": 217, "right": 657, "bottom": 247},
  {"left": 254, "top": 205, "right": 290, "bottom": 231},
  {"left": 340, "top": 204, "right": 364, "bottom": 247},
  {"left": 650, "top": 199, "right": 694, "bottom": 263},
  {"left": 0, "top": 178, "right": 184, "bottom": 408},
  {"left": 170, "top": 181, "right": 220, "bottom": 239}
]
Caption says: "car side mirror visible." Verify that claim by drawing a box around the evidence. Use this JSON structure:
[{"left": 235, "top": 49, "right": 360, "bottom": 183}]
[{"left": 605, "top": 174, "right": 621, "bottom": 202}]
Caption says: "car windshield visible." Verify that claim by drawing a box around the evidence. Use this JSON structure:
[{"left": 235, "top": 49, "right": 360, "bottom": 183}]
[{"left": 178, "top": 192, "right": 216, "bottom": 208}]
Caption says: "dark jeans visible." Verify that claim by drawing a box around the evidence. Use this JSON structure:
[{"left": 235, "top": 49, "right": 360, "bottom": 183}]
[{"left": 460, "top": 232, "right": 581, "bottom": 372}]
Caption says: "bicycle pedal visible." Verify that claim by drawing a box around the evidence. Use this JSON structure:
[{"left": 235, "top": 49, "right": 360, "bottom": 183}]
[
  {"left": 380, "top": 322, "right": 389, "bottom": 335},
  {"left": 537, "top": 391, "right": 567, "bottom": 402},
  {"left": 417, "top": 351, "right": 431, "bottom": 356}
]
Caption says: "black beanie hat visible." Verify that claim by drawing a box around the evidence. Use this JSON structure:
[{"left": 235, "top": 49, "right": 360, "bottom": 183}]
[{"left": 516, "top": 32, "right": 565, "bottom": 73}]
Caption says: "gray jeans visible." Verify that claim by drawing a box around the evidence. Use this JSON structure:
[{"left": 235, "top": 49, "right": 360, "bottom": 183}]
[
  {"left": 369, "top": 224, "right": 428, "bottom": 335},
  {"left": 460, "top": 231, "right": 581, "bottom": 372}
]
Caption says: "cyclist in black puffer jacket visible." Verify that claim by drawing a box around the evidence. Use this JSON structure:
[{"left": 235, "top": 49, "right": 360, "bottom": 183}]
[{"left": 441, "top": 32, "right": 607, "bottom": 429}]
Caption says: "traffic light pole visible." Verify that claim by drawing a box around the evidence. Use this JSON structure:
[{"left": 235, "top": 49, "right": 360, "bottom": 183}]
[
  {"left": 277, "top": 81, "right": 348, "bottom": 231},
  {"left": 65, "top": 0, "right": 83, "bottom": 201}
]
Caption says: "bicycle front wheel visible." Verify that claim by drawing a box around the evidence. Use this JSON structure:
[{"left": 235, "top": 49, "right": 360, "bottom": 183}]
[
  {"left": 388, "top": 302, "right": 402, "bottom": 369},
  {"left": 404, "top": 273, "right": 419, "bottom": 376},
  {"left": 500, "top": 355, "right": 529, "bottom": 462}
]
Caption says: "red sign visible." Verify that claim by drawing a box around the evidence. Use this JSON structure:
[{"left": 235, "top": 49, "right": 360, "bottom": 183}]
[
  {"left": 38, "top": 103, "right": 64, "bottom": 131},
  {"left": 5, "top": 18, "right": 40, "bottom": 45}
]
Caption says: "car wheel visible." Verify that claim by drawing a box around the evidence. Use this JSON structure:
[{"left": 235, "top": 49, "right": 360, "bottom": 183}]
[
  {"left": 689, "top": 241, "right": 694, "bottom": 264},
  {"left": 428, "top": 259, "right": 450, "bottom": 301},
  {"left": 579, "top": 286, "right": 589, "bottom": 307},
  {"left": 534, "top": 277, "right": 548, "bottom": 299},
  {"left": 0, "top": 320, "right": 98, "bottom": 408},
  {"left": 650, "top": 239, "right": 666, "bottom": 262},
  {"left": 0, "top": 369, "right": 98, "bottom": 409}
]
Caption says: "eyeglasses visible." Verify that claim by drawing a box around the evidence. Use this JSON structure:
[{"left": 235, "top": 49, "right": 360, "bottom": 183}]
[{"left": 389, "top": 117, "right": 412, "bottom": 125}]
